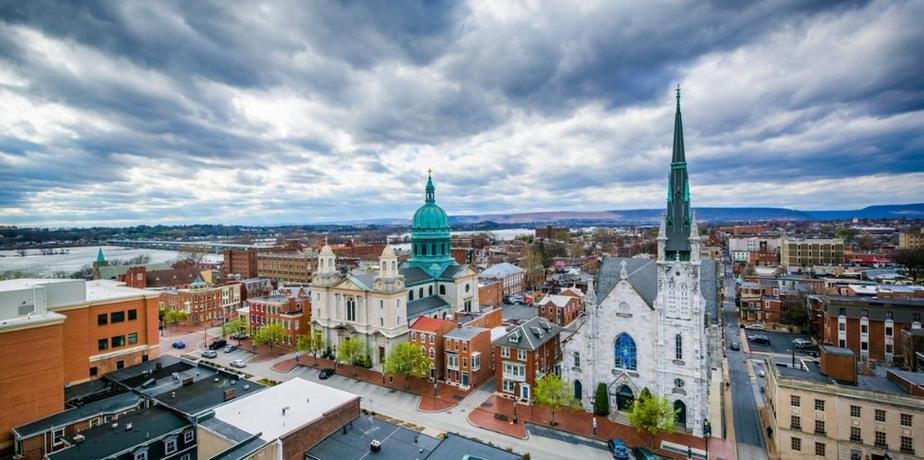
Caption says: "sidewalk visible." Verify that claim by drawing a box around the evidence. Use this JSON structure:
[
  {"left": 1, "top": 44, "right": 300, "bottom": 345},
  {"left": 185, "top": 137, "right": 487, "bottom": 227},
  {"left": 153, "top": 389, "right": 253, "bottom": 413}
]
[
  {"left": 288, "top": 355, "right": 471, "bottom": 412},
  {"left": 468, "top": 395, "right": 718, "bottom": 459}
]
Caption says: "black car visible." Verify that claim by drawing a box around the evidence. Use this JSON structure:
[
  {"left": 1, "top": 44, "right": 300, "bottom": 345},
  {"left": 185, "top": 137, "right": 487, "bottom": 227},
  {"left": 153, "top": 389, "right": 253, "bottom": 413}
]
[
  {"left": 319, "top": 368, "right": 336, "bottom": 379},
  {"left": 209, "top": 339, "right": 228, "bottom": 350}
]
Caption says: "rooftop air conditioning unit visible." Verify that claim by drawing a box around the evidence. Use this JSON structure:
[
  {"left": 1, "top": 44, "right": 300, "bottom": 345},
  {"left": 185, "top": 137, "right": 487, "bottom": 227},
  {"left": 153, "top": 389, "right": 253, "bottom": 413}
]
[
  {"left": 370, "top": 439, "right": 382, "bottom": 452},
  {"left": 72, "top": 434, "right": 85, "bottom": 444},
  {"left": 125, "top": 423, "right": 133, "bottom": 431}
]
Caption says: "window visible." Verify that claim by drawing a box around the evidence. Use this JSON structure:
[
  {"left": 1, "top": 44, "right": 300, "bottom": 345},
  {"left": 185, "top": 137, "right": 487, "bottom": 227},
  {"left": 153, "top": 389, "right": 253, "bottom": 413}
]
[
  {"left": 502, "top": 379, "right": 516, "bottom": 393},
  {"left": 501, "top": 347, "right": 510, "bottom": 358},
  {"left": 111, "top": 311, "right": 125, "bottom": 323},
  {"left": 838, "top": 322, "right": 846, "bottom": 331},
  {"left": 439, "top": 285, "right": 446, "bottom": 295},
  {"left": 128, "top": 309, "right": 137, "bottom": 320},
  {"left": 850, "top": 427, "right": 861, "bottom": 443},
  {"left": 411, "top": 331, "right": 417, "bottom": 340},
  {"left": 473, "top": 354, "right": 481, "bottom": 371},
  {"left": 838, "top": 308, "right": 846, "bottom": 316},
  {"left": 814, "top": 442, "right": 825, "bottom": 456},
  {"left": 901, "top": 436, "right": 914, "bottom": 453},
  {"left": 517, "top": 349, "right": 527, "bottom": 361},
  {"left": 128, "top": 332, "right": 138, "bottom": 344},
  {"left": 418, "top": 287, "right": 424, "bottom": 298},
  {"left": 408, "top": 291, "right": 413, "bottom": 301},
  {"left": 90, "top": 366, "right": 98, "bottom": 376},
  {"left": 814, "top": 399, "right": 825, "bottom": 411},
  {"left": 346, "top": 298, "right": 356, "bottom": 322},
  {"left": 886, "top": 344, "right": 893, "bottom": 354},
  {"left": 791, "top": 395, "right": 800, "bottom": 407},
  {"left": 875, "top": 431, "right": 887, "bottom": 447},
  {"left": 875, "top": 409, "right": 886, "bottom": 422},
  {"left": 791, "top": 436, "right": 801, "bottom": 451},
  {"left": 180, "top": 455, "right": 191, "bottom": 460},
  {"left": 117, "top": 360, "right": 124, "bottom": 369},
  {"left": 53, "top": 428, "right": 65, "bottom": 446},
  {"left": 814, "top": 420, "right": 825, "bottom": 435},
  {"left": 164, "top": 438, "right": 177, "bottom": 455},
  {"left": 429, "top": 286, "right": 433, "bottom": 296},
  {"left": 850, "top": 405, "right": 860, "bottom": 417},
  {"left": 861, "top": 324, "right": 868, "bottom": 334},
  {"left": 861, "top": 309, "right": 868, "bottom": 318},
  {"left": 111, "top": 335, "right": 126, "bottom": 347},
  {"left": 886, "top": 326, "right": 893, "bottom": 336},
  {"left": 675, "top": 334, "right": 683, "bottom": 361},
  {"left": 97, "top": 313, "right": 108, "bottom": 326},
  {"left": 901, "top": 413, "right": 913, "bottom": 426},
  {"left": 613, "top": 333, "right": 638, "bottom": 370},
  {"left": 133, "top": 450, "right": 147, "bottom": 460},
  {"left": 791, "top": 415, "right": 801, "bottom": 430},
  {"left": 839, "top": 339, "right": 846, "bottom": 347},
  {"left": 184, "top": 430, "right": 194, "bottom": 443},
  {"left": 429, "top": 348, "right": 434, "bottom": 358},
  {"left": 674, "top": 378, "right": 685, "bottom": 388},
  {"left": 573, "top": 351, "right": 580, "bottom": 368},
  {"left": 98, "top": 338, "right": 108, "bottom": 350}
]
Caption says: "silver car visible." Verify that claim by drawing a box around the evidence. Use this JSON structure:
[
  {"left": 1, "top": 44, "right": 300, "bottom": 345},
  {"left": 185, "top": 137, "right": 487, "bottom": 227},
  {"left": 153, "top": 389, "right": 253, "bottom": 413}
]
[
  {"left": 230, "top": 359, "right": 246, "bottom": 368},
  {"left": 201, "top": 350, "right": 218, "bottom": 359}
]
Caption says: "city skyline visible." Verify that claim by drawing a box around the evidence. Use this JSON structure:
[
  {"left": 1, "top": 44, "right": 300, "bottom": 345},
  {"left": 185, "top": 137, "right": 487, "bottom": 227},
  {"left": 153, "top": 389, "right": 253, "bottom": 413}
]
[{"left": 1, "top": 1, "right": 923, "bottom": 227}]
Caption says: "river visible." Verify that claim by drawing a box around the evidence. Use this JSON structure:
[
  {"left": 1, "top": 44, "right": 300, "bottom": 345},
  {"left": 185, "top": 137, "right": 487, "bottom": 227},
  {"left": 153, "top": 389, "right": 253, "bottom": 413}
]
[{"left": 0, "top": 246, "right": 222, "bottom": 277}]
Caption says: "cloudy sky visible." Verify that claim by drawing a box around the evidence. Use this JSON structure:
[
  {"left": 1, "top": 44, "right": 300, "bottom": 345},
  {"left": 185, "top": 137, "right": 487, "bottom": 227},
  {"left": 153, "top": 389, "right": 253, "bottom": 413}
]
[{"left": 1, "top": 1, "right": 922, "bottom": 227}]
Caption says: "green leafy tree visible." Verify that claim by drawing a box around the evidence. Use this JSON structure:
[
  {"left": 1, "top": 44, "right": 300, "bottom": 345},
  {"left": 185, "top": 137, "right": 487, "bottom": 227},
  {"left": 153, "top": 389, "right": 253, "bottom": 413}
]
[
  {"left": 533, "top": 374, "right": 579, "bottom": 425},
  {"left": 593, "top": 383, "right": 610, "bottom": 416},
  {"left": 627, "top": 390, "right": 677, "bottom": 447},
  {"left": 253, "top": 323, "right": 286, "bottom": 350},
  {"left": 222, "top": 318, "right": 247, "bottom": 339},
  {"left": 161, "top": 308, "right": 188, "bottom": 328},
  {"left": 297, "top": 330, "right": 325, "bottom": 358},
  {"left": 835, "top": 228, "right": 858, "bottom": 246},
  {"left": 336, "top": 337, "right": 365, "bottom": 376},
  {"left": 383, "top": 341, "right": 432, "bottom": 389}
]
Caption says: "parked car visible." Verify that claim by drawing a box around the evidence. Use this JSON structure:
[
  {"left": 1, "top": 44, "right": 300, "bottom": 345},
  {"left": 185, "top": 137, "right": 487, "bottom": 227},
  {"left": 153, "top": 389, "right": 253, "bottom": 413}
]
[
  {"left": 757, "top": 369, "right": 766, "bottom": 377},
  {"left": 792, "top": 338, "right": 812, "bottom": 348},
  {"left": 729, "top": 342, "right": 740, "bottom": 351},
  {"left": 200, "top": 350, "right": 217, "bottom": 359},
  {"left": 606, "top": 438, "right": 630, "bottom": 460},
  {"left": 229, "top": 359, "right": 246, "bottom": 368},
  {"left": 319, "top": 368, "right": 336, "bottom": 380},
  {"left": 508, "top": 295, "right": 524, "bottom": 304},
  {"left": 223, "top": 345, "right": 236, "bottom": 353},
  {"left": 749, "top": 334, "right": 771, "bottom": 345},
  {"left": 171, "top": 341, "right": 186, "bottom": 349},
  {"left": 230, "top": 333, "right": 248, "bottom": 340},
  {"left": 631, "top": 447, "right": 662, "bottom": 460},
  {"left": 745, "top": 323, "right": 766, "bottom": 331},
  {"left": 209, "top": 339, "right": 228, "bottom": 350}
]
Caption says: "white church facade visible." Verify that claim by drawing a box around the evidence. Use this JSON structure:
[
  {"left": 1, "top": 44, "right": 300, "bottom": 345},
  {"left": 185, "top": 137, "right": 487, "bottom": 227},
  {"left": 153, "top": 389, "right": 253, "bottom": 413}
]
[{"left": 561, "top": 89, "right": 718, "bottom": 437}]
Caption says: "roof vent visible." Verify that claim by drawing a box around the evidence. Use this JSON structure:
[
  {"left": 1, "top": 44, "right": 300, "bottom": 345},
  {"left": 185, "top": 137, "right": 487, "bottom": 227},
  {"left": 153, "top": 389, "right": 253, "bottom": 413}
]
[
  {"left": 111, "top": 422, "right": 118, "bottom": 429},
  {"left": 125, "top": 423, "right": 133, "bottom": 431},
  {"left": 73, "top": 434, "right": 85, "bottom": 444},
  {"left": 370, "top": 439, "right": 382, "bottom": 452},
  {"left": 281, "top": 406, "right": 290, "bottom": 416}
]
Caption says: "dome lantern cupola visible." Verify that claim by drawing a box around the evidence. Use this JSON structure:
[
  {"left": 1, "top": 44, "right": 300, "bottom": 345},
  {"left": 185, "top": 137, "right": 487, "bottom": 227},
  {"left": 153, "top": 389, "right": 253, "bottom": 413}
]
[{"left": 408, "top": 170, "right": 456, "bottom": 278}]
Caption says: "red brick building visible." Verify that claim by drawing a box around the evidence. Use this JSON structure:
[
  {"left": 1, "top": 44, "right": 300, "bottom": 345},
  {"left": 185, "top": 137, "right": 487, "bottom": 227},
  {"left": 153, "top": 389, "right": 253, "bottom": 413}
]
[
  {"left": 248, "top": 287, "right": 311, "bottom": 347},
  {"left": 224, "top": 249, "right": 259, "bottom": 278},
  {"left": 120, "top": 264, "right": 203, "bottom": 289},
  {"left": 494, "top": 317, "right": 563, "bottom": 403},
  {"left": 409, "top": 317, "right": 457, "bottom": 381},
  {"left": 537, "top": 293, "right": 583, "bottom": 326},
  {"left": 479, "top": 262, "right": 525, "bottom": 297},
  {"left": 478, "top": 279, "right": 504, "bottom": 308},
  {"left": 443, "top": 327, "right": 492, "bottom": 389},
  {"left": 159, "top": 281, "right": 241, "bottom": 325},
  {"left": 820, "top": 295, "right": 924, "bottom": 366}
]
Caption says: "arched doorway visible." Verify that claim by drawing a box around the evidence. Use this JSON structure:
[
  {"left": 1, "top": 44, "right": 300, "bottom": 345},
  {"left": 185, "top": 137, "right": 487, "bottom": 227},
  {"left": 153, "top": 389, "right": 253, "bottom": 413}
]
[
  {"left": 573, "top": 380, "right": 583, "bottom": 401},
  {"left": 674, "top": 400, "right": 687, "bottom": 430},
  {"left": 616, "top": 385, "right": 635, "bottom": 411}
]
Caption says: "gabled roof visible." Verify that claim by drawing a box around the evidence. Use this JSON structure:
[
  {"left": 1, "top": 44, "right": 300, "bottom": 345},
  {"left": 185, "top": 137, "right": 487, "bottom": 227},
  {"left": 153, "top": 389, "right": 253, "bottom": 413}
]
[
  {"left": 400, "top": 266, "right": 434, "bottom": 285},
  {"left": 480, "top": 262, "right": 524, "bottom": 278},
  {"left": 537, "top": 294, "right": 573, "bottom": 307},
  {"left": 407, "top": 295, "right": 450, "bottom": 319},
  {"left": 596, "top": 257, "right": 658, "bottom": 306},
  {"left": 498, "top": 317, "right": 561, "bottom": 351},
  {"left": 410, "top": 316, "right": 457, "bottom": 333},
  {"left": 445, "top": 327, "right": 487, "bottom": 341},
  {"left": 439, "top": 264, "right": 464, "bottom": 279}
]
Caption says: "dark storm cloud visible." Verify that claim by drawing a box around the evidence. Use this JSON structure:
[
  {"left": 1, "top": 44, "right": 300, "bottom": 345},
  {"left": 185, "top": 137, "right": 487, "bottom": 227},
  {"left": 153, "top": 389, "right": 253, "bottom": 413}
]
[{"left": 0, "top": 0, "right": 921, "bottom": 226}]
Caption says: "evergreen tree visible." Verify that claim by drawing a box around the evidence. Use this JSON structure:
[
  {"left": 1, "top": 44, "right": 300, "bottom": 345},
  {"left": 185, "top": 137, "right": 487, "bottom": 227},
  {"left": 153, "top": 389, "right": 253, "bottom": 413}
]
[{"left": 593, "top": 383, "right": 610, "bottom": 416}]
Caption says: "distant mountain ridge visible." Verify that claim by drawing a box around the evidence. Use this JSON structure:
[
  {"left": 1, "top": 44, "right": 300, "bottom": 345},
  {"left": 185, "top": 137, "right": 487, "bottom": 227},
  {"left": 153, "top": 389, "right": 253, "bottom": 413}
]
[{"left": 352, "top": 203, "right": 924, "bottom": 226}]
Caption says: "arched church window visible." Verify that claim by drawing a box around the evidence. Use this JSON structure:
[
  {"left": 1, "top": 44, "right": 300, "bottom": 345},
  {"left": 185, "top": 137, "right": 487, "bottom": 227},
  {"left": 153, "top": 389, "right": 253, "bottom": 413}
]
[
  {"left": 419, "top": 287, "right": 424, "bottom": 298},
  {"left": 675, "top": 334, "right": 683, "bottom": 360},
  {"left": 614, "top": 333, "right": 637, "bottom": 370},
  {"left": 346, "top": 298, "right": 356, "bottom": 322},
  {"left": 381, "top": 262, "right": 386, "bottom": 271},
  {"left": 573, "top": 351, "right": 580, "bottom": 368},
  {"left": 422, "top": 244, "right": 428, "bottom": 256},
  {"left": 408, "top": 291, "right": 413, "bottom": 301},
  {"left": 429, "top": 286, "right": 433, "bottom": 296},
  {"left": 439, "top": 285, "right": 446, "bottom": 295},
  {"left": 391, "top": 261, "right": 396, "bottom": 271}
]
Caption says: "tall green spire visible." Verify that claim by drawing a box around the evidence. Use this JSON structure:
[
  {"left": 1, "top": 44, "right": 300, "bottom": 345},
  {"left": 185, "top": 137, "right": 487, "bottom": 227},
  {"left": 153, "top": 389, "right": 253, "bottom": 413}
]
[
  {"left": 664, "top": 85, "right": 692, "bottom": 260},
  {"left": 96, "top": 247, "right": 106, "bottom": 264},
  {"left": 425, "top": 168, "right": 435, "bottom": 203}
]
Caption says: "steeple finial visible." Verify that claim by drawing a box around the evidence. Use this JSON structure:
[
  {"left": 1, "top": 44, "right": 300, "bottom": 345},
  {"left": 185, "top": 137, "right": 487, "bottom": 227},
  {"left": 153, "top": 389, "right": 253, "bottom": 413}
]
[{"left": 675, "top": 84, "right": 681, "bottom": 110}]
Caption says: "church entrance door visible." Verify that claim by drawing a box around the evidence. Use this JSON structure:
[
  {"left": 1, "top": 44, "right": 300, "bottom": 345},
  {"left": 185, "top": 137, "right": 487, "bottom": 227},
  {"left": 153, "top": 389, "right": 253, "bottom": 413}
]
[
  {"left": 573, "top": 380, "right": 583, "bottom": 401},
  {"left": 674, "top": 400, "right": 687, "bottom": 430},
  {"left": 616, "top": 385, "right": 634, "bottom": 411},
  {"left": 378, "top": 346, "right": 385, "bottom": 364}
]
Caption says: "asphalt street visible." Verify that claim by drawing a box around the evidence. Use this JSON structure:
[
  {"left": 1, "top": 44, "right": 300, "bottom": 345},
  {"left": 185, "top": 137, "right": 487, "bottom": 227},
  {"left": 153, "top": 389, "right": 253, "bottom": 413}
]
[{"left": 722, "top": 265, "right": 769, "bottom": 460}]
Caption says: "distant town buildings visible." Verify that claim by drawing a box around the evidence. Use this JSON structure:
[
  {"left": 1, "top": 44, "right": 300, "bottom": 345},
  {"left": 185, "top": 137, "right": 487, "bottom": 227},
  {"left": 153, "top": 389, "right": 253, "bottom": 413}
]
[
  {"left": 479, "top": 262, "right": 525, "bottom": 297},
  {"left": 257, "top": 249, "right": 316, "bottom": 284},
  {"left": 158, "top": 279, "right": 241, "bottom": 325},
  {"left": 223, "top": 248, "right": 259, "bottom": 278},
  {"left": 248, "top": 286, "right": 310, "bottom": 346},
  {"left": 781, "top": 236, "right": 846, "bottom": 268},
  {"left": 899, "top": 228, "right": 924, "bottom": 250}
]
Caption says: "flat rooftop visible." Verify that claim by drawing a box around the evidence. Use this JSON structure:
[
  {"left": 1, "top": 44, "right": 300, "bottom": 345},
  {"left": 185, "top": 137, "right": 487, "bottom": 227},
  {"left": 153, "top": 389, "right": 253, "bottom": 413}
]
[
  {"left": 153, "top": 367, "right": 264, "bottom": 416},
  {"left": 46, "top": 406, "right": 189, "bottom": 460},
  {"left": 212, "top": 377, "right": 358, "bottom": 442},
  {"left": 306, "top": 415, "right": 440, "bottom": 460},
  {"left": 775, "top": 360, "right": 907, "bottom": 396},
  {"left": 14, "top": 392, "right": 143, "bottom": 439}
]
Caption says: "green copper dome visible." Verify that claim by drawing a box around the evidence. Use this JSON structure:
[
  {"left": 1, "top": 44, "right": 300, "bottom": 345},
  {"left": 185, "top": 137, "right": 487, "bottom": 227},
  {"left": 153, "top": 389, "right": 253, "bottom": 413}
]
[{"left": 408, "top": 172, "right": 456, "bottom": 278}]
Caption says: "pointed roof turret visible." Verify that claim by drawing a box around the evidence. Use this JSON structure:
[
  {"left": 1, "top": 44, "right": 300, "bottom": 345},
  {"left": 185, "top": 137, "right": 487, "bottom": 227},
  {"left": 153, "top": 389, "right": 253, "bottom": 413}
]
[
  {"left": 662, "top": 85, "right": 693, "bottom": 261},
  {"left": 96, "top": 247, "right": 106, "bottom": 264},
  {"left": 425, "top": 168, "right": 435, "bottom": 203}
]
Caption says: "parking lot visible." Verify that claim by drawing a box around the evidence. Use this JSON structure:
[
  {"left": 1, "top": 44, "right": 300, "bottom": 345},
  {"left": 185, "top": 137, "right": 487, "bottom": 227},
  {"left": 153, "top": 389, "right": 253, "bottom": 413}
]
[
  {"left": 191, "top": 343, "right": 256, "bottom": 368},
  {"left": 744, "top": 328, "right": 815, "bottom": 355}
]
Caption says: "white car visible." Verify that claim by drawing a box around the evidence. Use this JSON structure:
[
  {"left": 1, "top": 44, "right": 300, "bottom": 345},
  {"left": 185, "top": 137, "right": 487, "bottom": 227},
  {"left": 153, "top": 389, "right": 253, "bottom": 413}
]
[
  {"left": 757, "top": 369, "right": 766, "bottom": 377},
  {"left": 745, "top": 323, "right": 766, "bottom": 331},
  {"left": 229, "top": 359, "right": 246, "bottom": 368}
]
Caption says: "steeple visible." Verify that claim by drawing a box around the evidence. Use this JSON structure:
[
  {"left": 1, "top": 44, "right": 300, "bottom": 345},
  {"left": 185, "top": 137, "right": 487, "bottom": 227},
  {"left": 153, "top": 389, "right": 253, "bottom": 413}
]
[
  {"left": 425, "top": 168, "right": 435, "bottom": 203},
  {"left": 661, "top": 85, "right": 692, "bottom": 261},
  {"left": 96, "top": 248, "right": 106, "bottom": 265}
]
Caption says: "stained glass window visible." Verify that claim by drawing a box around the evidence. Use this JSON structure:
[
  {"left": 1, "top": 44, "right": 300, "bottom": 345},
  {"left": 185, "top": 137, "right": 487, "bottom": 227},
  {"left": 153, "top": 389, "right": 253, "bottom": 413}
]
[{"left": 614, "top": 334, "right": 637, "bottom": 370}]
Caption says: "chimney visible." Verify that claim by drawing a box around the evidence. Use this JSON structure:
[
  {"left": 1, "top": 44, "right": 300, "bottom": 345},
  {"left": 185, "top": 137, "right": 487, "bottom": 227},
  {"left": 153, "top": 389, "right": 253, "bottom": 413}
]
[{"left": 224, "top": 388, "right": 237, "bottom": 401}]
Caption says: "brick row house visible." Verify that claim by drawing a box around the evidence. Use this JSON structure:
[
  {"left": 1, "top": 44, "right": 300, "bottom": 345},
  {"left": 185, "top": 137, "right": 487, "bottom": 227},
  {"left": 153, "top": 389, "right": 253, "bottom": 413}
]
[
  {"left": 537, "top": 288, "right": 585, "bottom": 326},
  {"left": 494, "top": 317, "right": 563, "bottom": 403},
  {"left": 409, "top": 317, "right": 457, "bottom": 381},
  {"left": 444, "top": 327, "right": 492, "bottom": 390},
  {"left": 158, "top": 280, "right": 241, "bottom": 325},
  {"left": 247, "top": 287, "right": 311, "bottom": 347}
]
